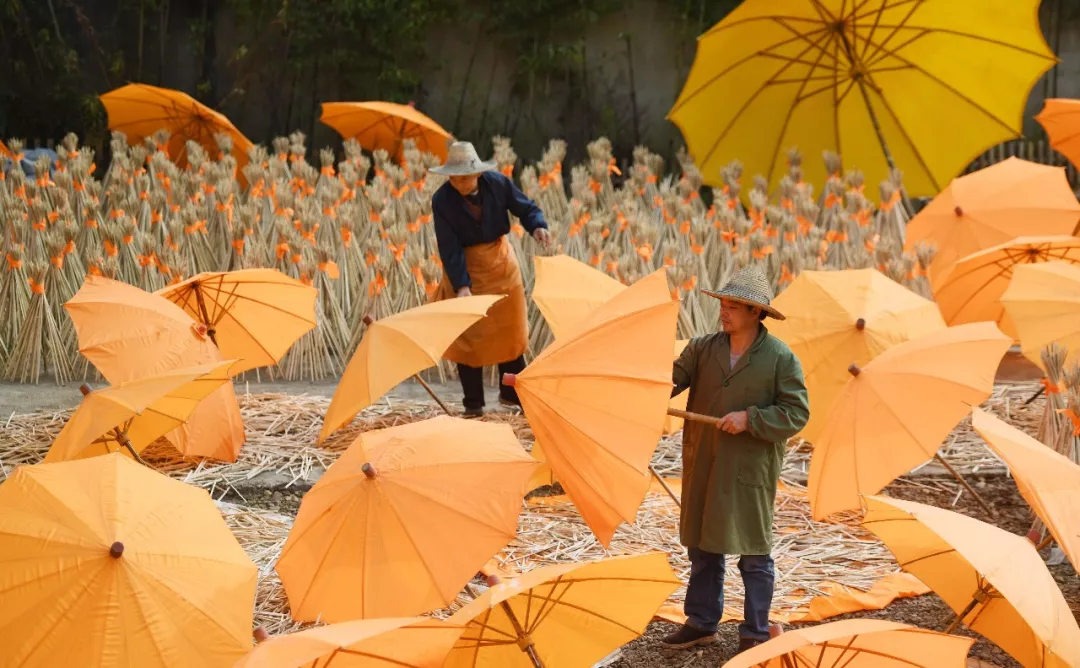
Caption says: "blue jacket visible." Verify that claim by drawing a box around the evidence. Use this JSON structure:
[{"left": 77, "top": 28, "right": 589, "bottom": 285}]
[{"left": 432, "top": 171, "right": 548, "bottom": 291}]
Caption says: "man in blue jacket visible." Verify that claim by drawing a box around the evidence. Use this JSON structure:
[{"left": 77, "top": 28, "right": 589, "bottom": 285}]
[{"left": 430, "top": 141, "right": 552, "bottom": 417}]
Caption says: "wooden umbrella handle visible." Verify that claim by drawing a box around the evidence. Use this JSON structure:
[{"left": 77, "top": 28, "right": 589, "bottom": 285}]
[{"left": 666, "top": 407, "right": 724, "bottom": 428}]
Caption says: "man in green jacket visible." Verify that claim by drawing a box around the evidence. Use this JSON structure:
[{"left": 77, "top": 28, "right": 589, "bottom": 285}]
[{"left": 661, "top": 266, "right": 810, "bottom": 653}]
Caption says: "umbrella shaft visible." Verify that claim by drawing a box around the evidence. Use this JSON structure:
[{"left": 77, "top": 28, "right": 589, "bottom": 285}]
[
  {"left": 666, "top": 408, "right": 722, "bottom": 427},
  {"left": 499, "top": 600, "right": 545, "bottom": 668}
]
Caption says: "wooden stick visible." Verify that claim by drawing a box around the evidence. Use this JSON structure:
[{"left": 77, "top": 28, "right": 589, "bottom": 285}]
[
  {"left": 472, "top": 576, "right": 545, "bottom": 668},
  {"left": 413, "top": 372, "right": 454, "bottom": 416},
  {"left": 192, "top": 282, "right": 219, "bottom": 346},
  {"left": 650, "top": 466, "right": 680, "bottom": 507},
  {"left": 933, "top": 452, "right": 994, "bottom": 516},
  {"left": 666, "top": 407, "right": 723, "bottom": 428},
  {"left": 80, "top": 383, "right": 151, "bottom": 466},
  {"left": 943, "top": 589, "right": 986, "bottom": 634}
]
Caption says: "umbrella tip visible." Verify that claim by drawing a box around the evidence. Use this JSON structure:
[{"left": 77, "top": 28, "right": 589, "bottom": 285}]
[
  {"left": 253, "top": 626, "right": 270, "bottom": 643},
  {"left": 502, "top": 373, "right": 517, "bottom": 387},
  {"left": 954, "top": 205, "right": 964, "bottom": 217},
  {"left": 486, "top": 574, "right": 501, "bottom": 586},
  {"left": 79, "top": 383, "right": 93, "bottom": 396},
  {"left": 362, "top": 314, "right": 374, "bottom": 326},
  {"left": 848, "top": 363, "right": 861, "bottom": 377},
  {"left": 361, "top": 462, "right": 377, "bottom": 478},
  {"left": 109, "top": 541, "right": 124, "bottom": 559},
  {"left": 855, "top": 318, "right": 865, "bottom": 331}
]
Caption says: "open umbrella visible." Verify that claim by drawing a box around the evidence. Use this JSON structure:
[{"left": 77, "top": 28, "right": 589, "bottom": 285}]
[
  {"left": 767, "top": 268, "right": 945, "bottom": 444},
  {"left": 1001, "top": 261, "right": 1080, "bottom": 368},
  {"left": 722, "top": 619, "right": 973, "bottom": 668},
  {"left": 862, "top": 496, "right": 1080, "bottom": 668},
  {"left": 667, "top": 2, "right": 1055, "bottom": 198},
  {"left": 933, "top": 235, "right": 1080, "bottom": 336},
  {"left": 906, "top": 158, "right": 1080, "bottom": 279},
  {"left": 43, "top": 360, "right": 236, "bottom": 464},
  {"left": 319, "top": 296, "right": 503, "bottom": 442},
  {"left": 446, "top": 553, "right": 680, "bottom": 668},
  {"left": 808, "top": 322, "right": 1010, "bottom": 519},
  {"left": 532, "top": 255, "right": 690, "bottom": 436},
  {"left": 157, "top": 268, "right": 317, "bottom": 374},
  {"left": 234, "top": 618, "right": 465, "bottom": 668},
  {"left": 277, "top": 416, "right": 538, "bottom": 621},
  {"left": 65, "top": 275, "right": 245, "bottom": 461},
  {"left": 100, "top": 83, "right": 253, "bottom": 170},
  {"left": 971, "top": 408, "right": 1080, "bottom": 571},
  {"left": 1036, "top": 98, "right": 1080, "bottom": 170},
  {"left": 320, "top": 101, "right": 452, "bottom": 162},
  {"left": 0, "top": 453, "right": 257, "bottom": 667},
  {"left": 502, "top": 269, "right": 680, "bottom": 545}
]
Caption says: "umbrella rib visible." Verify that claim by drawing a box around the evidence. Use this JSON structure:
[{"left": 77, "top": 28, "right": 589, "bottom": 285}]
[
  {"left": 193, "top": 289, "right": 317, "bottom": 325},
  {"left": 855, "top": 0, "right": 924, "bottom": 66},
  {"left": 511, "top": 592, "right": 644, "bottom": 635},
  {"left": 859, "top": 83, "right": 940, "bottom": 190},
  {"left": 867, "top": 25, "right": 1059, "bottom": 63},
  {"left": 525, "top": 577, "right": 569, "bottom": 632},
  {"left": 852, "top": 0, "right": 895, "bottom": 61}
]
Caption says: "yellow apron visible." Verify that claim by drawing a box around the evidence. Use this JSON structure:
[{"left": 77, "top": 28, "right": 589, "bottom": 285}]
[{"left": 434, "top": 235, "right": 528, "bottom": 367}]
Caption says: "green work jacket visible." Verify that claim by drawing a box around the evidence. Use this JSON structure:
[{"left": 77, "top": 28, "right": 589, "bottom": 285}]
[{"left": 672, "top": 325, "right": 809, "bottom": 555}]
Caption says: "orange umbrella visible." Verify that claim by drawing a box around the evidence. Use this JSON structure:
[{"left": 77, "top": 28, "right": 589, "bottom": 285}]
[
  {"left": 972, "top": 408, "right": 1080, "bottom": 571},
  {"left": 1036, "top": 98, "right": 1080, "bottom": 169},
  {"left": 100, "top": 83, "right": 253, "bottom": 170},
  {"left": 157, "top": 268, "right": 317, "bottom": 374},
  {"left": 277, "top": 416, "right": 538, "bottom": 621},
  {"left": 504, "top": 269, "right": 678, "bottom": 545},
  {"left": 320, "top": 101, "right": 451, "bottom": 161},
  {"left": 862, "top": 496, "right": 1080, "bottom": 668},
  {"left": 0, "top": 453, "right": 257, "bottom": 667},
  {"left": 445, "top": 553, "right": 680, "bottom": 668},
  {"left": 808, "top": 323, "right": 1010, "bottom": 520},
  {"left": 65, "top": 275, "right": 245, "bottom": 461},
  {"left": 905, "top": 157, "right": 1080, "bottom": 280},
  {"left": 234, "top": 618, "right": 465, "bottom": 668},
  {"left": 43, "top": 360, "right": 236, "bottom": 463},
  {"left": 768, "top": 268, "right": 945, "bottom": 444},
  {"left": 1000, "top": 261, "right": 1080, "bottom": 367},
  {"left": 319, "top": 296, "right": 503, "bottom": 442},
  {"left": 722, "top": 619, "right": 973, "bottom": 668},
  {"left": 933, "top": 235, "right": 1080, "bottom": 337}
]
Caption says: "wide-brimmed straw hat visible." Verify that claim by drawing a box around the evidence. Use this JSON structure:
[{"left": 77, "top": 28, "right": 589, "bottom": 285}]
[
  {"left": 702, "top": 265, "right": 785, "bottom": 320},
  {"left": 429, "top": 141, "right": 497, "bottom": 176}
]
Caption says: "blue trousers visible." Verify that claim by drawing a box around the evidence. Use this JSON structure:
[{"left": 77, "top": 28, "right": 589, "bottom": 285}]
[{"left": 684, "top": 548, "right": 775, "bottom": 641}]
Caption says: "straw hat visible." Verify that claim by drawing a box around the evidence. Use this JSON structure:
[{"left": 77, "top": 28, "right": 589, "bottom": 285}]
[
  {"left": 429, "top": 141, "right": 497, "bottom": 176},
  {"left": 702, "top": 266, "right": 785, "bottom": 320}
]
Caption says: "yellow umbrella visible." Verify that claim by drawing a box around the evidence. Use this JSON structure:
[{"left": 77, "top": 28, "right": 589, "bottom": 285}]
[
  {"left": 320, "top": 296, "right": 503, "bottom": 442},
  {"left": 971, "top": 408, "right": 1080, "bottom": 571},
  {"left": 0, "top": 453, "right": 257, "bottom": 667},
  {"left": 863, "top": 496, "right": 1080, "bottom": 668},
  {"left": 933, "top": 235, "right": 1080, "bottom": 337},
  {"left": 157, "top": 268, "right": 317, "bottom": 374},
  {"left": 43, "top": 360, "right": 237, "bottom": 464},
  {"left": 446, "top": 553, "right": 680, "bottom": 668},
  {"left": 808, "top": 322, "right": 1010, "bottom": 519},
  {"left": 320, "top": 101, "right": 452, "bottom": 162},
  {"left": 1001, "top": 261, "right": 1080, "bottom": 368},
  {"left": 668, "top": 1, "right": 1055, "bottom": 197},
  {"left": 768, "top": 268, "right": 945, "bottom": 444}
]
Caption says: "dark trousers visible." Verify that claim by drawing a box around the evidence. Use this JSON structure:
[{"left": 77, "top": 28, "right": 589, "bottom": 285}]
[
  {"left": 684, "top": 547, "right": 774, "bottom": 641},
  {"left": 457, "top": 356, "right": 526, "bottom": 410}
]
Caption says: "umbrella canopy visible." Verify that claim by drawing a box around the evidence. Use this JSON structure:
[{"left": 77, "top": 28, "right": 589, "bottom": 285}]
[
  {"left": 277, "top": 416, "right": 537, "bottom": 621},
  {"left": 667, "top": 1, "right": 1055, "bottom": 197},
  {"left": 100, "top": 83, "right": 253, "bottom": 170},
  {"left": 1000, "top": 261, "right": 1080, "bottom": 368},
  {"left": 65, "top": 275, "right": 245, "bottom": 461},
  {"left": 722, "top": 619, "right": 972, "bottom": 668},
  {"left": 320, "top": 101, "right": 451, "bottom": 162},
  {"left": 44, "top": 360, "right": 236, "bottom": 463},
  {"left": 320, "top": 295, "right": 503, "bottom": 442},
  {"left": 445, "top": 553, "right": 680, "bottom": 668},
  {"left": 233, "top": 618, "right": 465, "bottom": 668},
  {"left": 508, "top": 269, "right": 678, "bottom": 546},
  {"left": 933, "top": 235, "right": 1080, "bottom": 337},
  {"left": 971, "top": 408, "right": 1080, "bottom": 571},
  {"left": 905, "top": 158, "right": 1080, "bottom": 280},
  {"left": 1036, "top": 98, "right": 1080, "bottom": 170},
  {"left": 157, "top": 268, "right": 317, "bottom": 374},
  {"left": 768, "top": 268, "right": 945, "bottom": 444},
  {"left": 862, "top": 496, "right": 1080, "bottom": 668},
  {"left": 532, "top": 255, "right": 690, "bottom": 436},
  {"left": 808, "top": 322, "right": 1010, "bottom": 519},
  {"left": 0, "top": 453, "right": 257, "bottom": 667}
]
